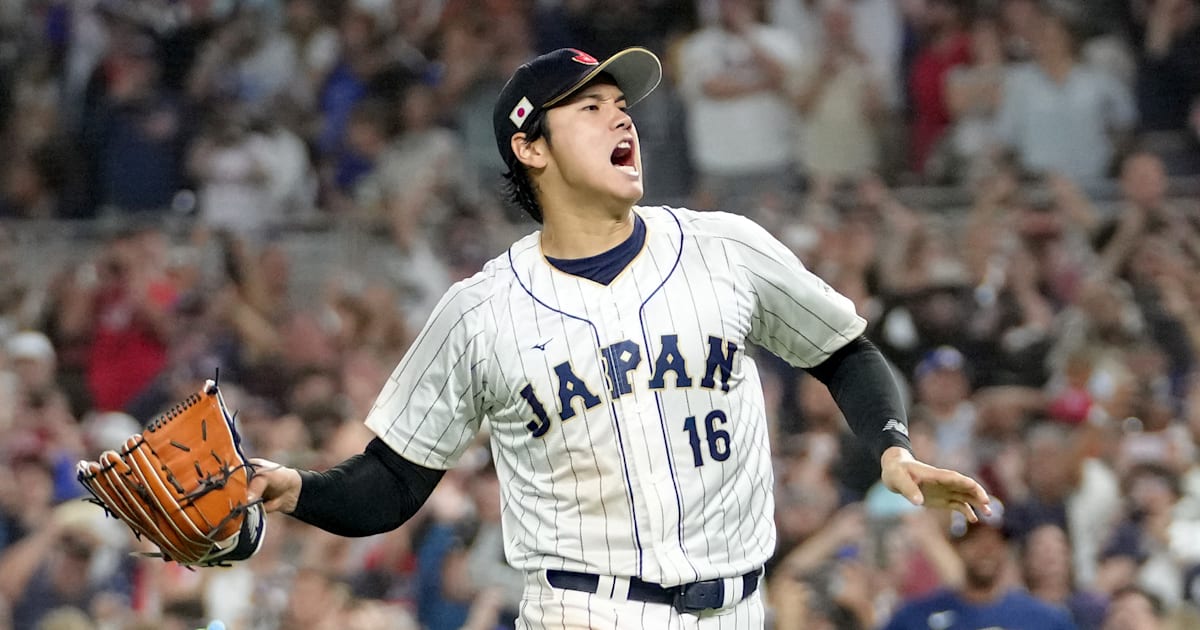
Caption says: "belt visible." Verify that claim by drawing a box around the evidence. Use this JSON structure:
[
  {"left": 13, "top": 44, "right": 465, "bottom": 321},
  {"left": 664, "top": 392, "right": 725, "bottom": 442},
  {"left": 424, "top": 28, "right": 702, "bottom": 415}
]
[{"left": 545, "top": 568, "right": 762, "bottom": 613}]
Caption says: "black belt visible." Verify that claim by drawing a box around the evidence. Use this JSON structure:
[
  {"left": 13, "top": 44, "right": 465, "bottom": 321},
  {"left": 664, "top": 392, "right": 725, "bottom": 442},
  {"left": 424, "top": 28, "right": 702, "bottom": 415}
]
[{"left": 545, "top": 568, "right": 762, "bottom": 613}]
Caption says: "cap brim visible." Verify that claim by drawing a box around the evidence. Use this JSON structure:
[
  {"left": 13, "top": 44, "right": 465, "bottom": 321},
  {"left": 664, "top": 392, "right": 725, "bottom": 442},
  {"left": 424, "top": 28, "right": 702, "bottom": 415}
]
[{"left": 544, "top": 47, "right": 663, "bottom": 109}]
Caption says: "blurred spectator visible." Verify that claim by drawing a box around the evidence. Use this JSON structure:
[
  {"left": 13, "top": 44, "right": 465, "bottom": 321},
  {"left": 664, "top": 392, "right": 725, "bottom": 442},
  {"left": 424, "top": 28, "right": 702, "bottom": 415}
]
[
  {"left": 882, "top": 502, "right": 1077, "bottom": 629},
  {"left": 938, "top": 13, "right": 1009, "bottom": 184},
  {"left": 994, "top": 3, "right": 1136, "bottom": 181},
  {"left": 253, "top": 102, "right": 320, "bottom": 222},
  {"left": 314, "top": 7, "right": 394, "bottom": 172},
  {"left": 770, "top": 0, "right": 905, "bottom": 110},
  {"left": 355, "top": 82, "right": 476, "bottom": 253},
  {"left": 80, "top": 34, "right": 188, "bottom": 215},
  {"left": 187, "top": 7, "right": 298, "bottom": 116},
  {"left": 435, "top": 11, "right": 533, "bottom": 183},
  {"left": 959, "top": 175, "right": 1060, "bottom": 387},
  {"left": 771, "top": 434, "right": 843, "bottom": 568},
  {"left": 281, "top": 0, "right": 341, "bottom": 111},
  {"left": 1101, "top": 585, "right": 1167, "bottom": 630},
  {"left": 772, "top": 504, "right": 884, "bottom": 629},
  {"left": 5, "top": 331, "right": 57, "bottom": 399},
  {"left": 907, "top": 0, "right": 972, "bottom": 176},
  {"left": 1102, "top": 462, "right": 1200, "bottom": 609},
  {"left": 0, "top": 227, "right": 24, "bottom": 339},
  {"left": 910, "top": 346, "right": 979, "bottom": 474},
  {"left": 440, "top": 456, "right": 522, "bottom": 629},
  {"left": 1133, "top": 0, "right": 1200, "bottom": 175},
  {"left": 790, "top": 3, "right": 884, "bottom": 183},
  {"left": 998, "top": 0, "right": 1040, "bottom": 61},
  {"left": 58, "top": 229, "right": 177, "bottom": 412},
  {"left": 1021, "top": 523, "right": 1109, "bottom": 629},
  {"left": 280, "top": 567, "right": 352, "bottom": 630},
  {"left": 0, "top": 449, "right": 56, "bottom": 553},
  {"left": 0, "top": 502, "right": 132, "bottom": 630},
  {"left": 0, "top": 49, "right": 89, "bottom": 219},
  {"left": 155, "top": 0, "right": 228, "bottom": 96},
  {"left": 1095, "top": 153, "right": 1184, "bottom": 278},
  {"left": 1002, "top": 422, "right": 1123, "bottom": 590},
  {"left": 677, "top": 0, "right": 801, "bottom": 216},
  {"left": 186, "top": 105, "right": 277, "bottom": 235},
  {"left": 1046, "top": 278, "right": 1148, "bottom": 420}
]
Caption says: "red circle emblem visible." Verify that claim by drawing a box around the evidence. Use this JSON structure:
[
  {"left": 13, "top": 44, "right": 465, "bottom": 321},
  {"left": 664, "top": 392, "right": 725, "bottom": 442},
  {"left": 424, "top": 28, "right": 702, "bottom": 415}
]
[{"left": 569, "top": 49, "right": 599, "bottom": 65}]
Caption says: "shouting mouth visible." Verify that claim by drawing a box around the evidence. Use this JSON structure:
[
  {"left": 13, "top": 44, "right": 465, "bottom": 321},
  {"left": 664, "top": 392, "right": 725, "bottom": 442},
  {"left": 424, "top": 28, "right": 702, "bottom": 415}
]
[{"left": 611, "top": 139, "right": 638, "bottom": 177}]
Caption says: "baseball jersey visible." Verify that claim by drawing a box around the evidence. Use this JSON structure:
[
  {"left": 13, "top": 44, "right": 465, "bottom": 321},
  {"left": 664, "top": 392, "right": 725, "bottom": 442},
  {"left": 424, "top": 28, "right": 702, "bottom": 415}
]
[{"left": 365, "top": 205, "right": 866, "bottom": 586}]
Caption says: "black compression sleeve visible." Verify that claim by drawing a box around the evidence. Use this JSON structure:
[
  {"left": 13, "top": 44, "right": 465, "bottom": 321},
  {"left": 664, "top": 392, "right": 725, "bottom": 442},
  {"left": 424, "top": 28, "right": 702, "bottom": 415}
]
[
  {"left": 289, "top": 438, "right": 445, "bottom": 537},
  {"left": 805, "top": 336, "right": 913, "bottom": 460}
]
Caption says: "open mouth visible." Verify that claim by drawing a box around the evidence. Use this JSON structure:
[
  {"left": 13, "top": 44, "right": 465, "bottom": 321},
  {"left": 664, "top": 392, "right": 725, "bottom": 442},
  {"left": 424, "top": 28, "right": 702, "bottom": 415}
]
[{"left": 610, "top": 140, "right": 638, "bottom": 176}]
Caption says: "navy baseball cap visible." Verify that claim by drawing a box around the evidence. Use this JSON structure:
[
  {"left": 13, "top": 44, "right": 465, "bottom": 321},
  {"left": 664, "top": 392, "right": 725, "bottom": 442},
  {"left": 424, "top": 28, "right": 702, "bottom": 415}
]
[
  {"left": 914, "top": 346, "right": 966, "bottom": 381},
  {"left": 493, "top": 47, "right": 662, "bottom": 172},
  {"left": 949, "top": 496, "right": 1008, "bottom": 540}
]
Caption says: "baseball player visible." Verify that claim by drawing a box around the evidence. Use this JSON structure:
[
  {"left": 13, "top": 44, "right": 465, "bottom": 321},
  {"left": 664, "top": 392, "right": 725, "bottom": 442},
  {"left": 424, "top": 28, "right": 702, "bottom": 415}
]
[{"left": 248, "top": 46, "right": 991, "bottom": 628}]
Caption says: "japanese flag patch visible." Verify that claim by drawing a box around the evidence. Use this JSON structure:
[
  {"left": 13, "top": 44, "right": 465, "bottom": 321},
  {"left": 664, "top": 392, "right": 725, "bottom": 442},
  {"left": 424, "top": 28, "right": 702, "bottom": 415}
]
[{"left": 510, "top": 96, "right": 534, "bottom": 128}]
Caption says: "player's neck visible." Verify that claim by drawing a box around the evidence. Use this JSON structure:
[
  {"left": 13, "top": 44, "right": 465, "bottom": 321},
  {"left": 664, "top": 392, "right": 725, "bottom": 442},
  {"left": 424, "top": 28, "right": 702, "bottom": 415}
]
[{"left": 539, "top": 203, "right": 637, "bottom": 259}]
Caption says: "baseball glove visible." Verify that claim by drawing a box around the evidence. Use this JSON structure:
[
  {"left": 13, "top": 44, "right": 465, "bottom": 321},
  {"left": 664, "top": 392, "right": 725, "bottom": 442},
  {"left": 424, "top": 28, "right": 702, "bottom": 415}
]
[{"left": 76, "top": 380, "right": 265, "bottom": 566}]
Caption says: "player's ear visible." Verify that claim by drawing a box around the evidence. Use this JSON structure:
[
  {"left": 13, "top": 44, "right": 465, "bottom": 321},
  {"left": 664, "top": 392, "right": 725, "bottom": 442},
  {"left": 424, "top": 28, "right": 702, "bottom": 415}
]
[{"left": 511, "top": 132, "right": 549, "bottom": 170}]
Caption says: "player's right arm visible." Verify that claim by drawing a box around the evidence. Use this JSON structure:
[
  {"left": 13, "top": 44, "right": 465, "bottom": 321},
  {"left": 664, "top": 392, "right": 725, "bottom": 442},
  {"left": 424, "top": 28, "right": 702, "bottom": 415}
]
[
  {"left": 248, "top": 271, "right": 496, "bottom": 533},
  {"left": 248, "top": 440, "right": 443, "bottom": 536}
]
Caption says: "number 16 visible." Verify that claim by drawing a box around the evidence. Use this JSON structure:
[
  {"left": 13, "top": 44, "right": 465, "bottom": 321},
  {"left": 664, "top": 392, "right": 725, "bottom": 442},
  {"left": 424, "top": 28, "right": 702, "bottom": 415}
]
[{"left": 683, "top": 410, "right": 731, "bottom": 467}]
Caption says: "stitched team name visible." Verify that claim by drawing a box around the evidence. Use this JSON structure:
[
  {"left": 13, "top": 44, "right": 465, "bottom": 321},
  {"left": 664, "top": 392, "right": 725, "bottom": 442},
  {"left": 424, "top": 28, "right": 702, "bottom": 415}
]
[{"left": 520, "top": 335, "right": 737, "bottom": 438}]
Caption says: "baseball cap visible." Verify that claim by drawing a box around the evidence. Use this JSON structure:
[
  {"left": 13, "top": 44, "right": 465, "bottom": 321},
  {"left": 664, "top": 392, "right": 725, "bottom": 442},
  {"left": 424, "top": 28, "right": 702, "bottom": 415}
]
[
  {"left": 5, "top": 331, "right": 55, "bottom": 363},
  {"left": 948, "top": 496, "right": 1007, "bottom": 540},
  {"left": 493, "top": 47, "right": 663, "bottom": 172},
  {"left": 914, "top": 346, "right": 965, "bottom": 381}
]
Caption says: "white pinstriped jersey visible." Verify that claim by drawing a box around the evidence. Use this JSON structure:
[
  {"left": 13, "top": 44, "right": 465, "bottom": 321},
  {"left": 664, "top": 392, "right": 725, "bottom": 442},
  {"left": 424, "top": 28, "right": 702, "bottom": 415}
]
[{"left": 365, "top": 205, "right": 865, "bottom": 587}]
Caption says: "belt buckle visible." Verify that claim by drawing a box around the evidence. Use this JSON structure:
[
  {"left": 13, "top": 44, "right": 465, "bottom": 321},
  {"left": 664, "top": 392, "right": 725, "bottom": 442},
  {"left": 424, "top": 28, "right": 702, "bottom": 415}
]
[{"left": 672, "top": 579, "right": 724, "bottom": 614}]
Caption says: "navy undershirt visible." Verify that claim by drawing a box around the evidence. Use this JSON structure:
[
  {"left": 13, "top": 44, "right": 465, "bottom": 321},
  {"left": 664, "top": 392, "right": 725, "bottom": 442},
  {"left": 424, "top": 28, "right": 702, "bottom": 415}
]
[{"left": 544, "top": 214, "right": 646, "bottom": 285}]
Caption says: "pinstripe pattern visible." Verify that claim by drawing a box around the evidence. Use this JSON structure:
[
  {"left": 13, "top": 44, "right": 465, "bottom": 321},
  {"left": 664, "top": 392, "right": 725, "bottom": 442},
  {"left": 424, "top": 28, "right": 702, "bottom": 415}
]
[{"left": 363, "top": 206, "right": 864, "bottom": 626}]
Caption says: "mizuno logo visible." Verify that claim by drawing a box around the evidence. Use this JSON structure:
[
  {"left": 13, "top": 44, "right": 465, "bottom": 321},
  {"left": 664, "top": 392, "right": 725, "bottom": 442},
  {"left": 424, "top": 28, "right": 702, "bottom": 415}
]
[
  {"left": 533, "top": 339, "right": 552, "bottom": 351},
  {"left": 882, "top": 419, "right": 908, "bottom": 436}
]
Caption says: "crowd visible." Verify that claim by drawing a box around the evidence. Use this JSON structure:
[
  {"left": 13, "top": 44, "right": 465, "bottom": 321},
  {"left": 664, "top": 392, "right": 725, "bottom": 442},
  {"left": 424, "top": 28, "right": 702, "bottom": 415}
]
[{"left": 1, "top": 0, "right": 1199, "bottom": 628}]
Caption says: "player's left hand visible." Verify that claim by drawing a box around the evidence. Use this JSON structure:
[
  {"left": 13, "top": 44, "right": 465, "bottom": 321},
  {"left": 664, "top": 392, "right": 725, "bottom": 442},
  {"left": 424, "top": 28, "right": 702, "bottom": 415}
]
[{"left": 879, "top": 447, "right": 991, "bottom": 522}]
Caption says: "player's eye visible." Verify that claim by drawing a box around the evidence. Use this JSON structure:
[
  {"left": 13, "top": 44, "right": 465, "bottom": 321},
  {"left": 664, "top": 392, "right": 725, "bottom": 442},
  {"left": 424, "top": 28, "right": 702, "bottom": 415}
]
[{"left": 583, "top": 104, "right": 599, "bottom": 111}]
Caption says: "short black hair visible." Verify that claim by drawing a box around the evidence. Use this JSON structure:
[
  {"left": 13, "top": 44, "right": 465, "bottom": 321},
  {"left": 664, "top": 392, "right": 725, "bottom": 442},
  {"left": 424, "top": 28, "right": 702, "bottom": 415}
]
[{"left": 501, "top": 110, "right": 551, "bottom": 223}]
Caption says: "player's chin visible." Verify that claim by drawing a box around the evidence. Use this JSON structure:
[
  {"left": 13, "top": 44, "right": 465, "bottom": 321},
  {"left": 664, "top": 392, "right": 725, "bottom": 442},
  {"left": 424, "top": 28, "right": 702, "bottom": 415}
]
[
  {"left": 607, "top": 174, "right": 644, "bottom": 203},
  {"left": 612, "top": 185, "right": 644, "bottom": 207}
]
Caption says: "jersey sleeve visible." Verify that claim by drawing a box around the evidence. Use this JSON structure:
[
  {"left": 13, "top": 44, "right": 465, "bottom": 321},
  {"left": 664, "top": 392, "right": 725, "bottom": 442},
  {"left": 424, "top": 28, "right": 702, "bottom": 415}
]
[
  {"left": 716, "top": 212, "right": 866, "bottom": 367},
  {"left": 364, "top": 274, "right": 493, "bottom": 470}
]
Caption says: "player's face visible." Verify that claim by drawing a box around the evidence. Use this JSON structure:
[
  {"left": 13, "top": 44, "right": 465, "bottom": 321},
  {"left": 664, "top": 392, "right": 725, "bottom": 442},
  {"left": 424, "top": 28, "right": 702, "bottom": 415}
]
[{"left": 542, "top": 82, "right": 644, "bottom": 208}]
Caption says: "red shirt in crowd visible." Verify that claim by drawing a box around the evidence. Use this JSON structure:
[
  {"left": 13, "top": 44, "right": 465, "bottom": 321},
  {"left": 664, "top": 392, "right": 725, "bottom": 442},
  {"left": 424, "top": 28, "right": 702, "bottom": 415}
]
[
  {"left": 908, "top": 32, "right": 972, "bottom": 173},
  {"left": 85, "top": 280, "right": 176, "bottom": 411}
]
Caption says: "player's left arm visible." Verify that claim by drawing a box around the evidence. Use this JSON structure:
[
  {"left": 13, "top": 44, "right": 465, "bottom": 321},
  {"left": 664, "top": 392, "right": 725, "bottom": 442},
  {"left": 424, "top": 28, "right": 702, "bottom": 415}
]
[
  {"left": 713, "top": 211, "right": 990, "bottom": 521},
  {"left": 806, "top": 337, "right": 990, "bottom": 522}
]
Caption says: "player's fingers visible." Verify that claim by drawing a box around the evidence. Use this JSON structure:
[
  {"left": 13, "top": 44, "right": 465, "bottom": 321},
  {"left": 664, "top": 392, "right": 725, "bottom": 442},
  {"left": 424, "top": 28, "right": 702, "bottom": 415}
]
[
  {"left": 889, "top": 470, "right": 924, "bottom": 506},
  {"left": 920, "top": 469, "right": 991, "bottom": 515},
  {"left": 246, "top": 458, "right": 283, "bottom": 507},
  {"left": 925, "top": 489, "right": 991, "bottom": 521},
  {"left": 262, "top": 495, "right": 290, "bottom": 513},
  {"left": 246, "top": 474, "right": 268, "bottom": 505},
  {"left": 247, "top": 459, "right": 302, "bottom": 514},
  {"left": 949, "top": 499, "right": 978, "bottom": 523}
]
